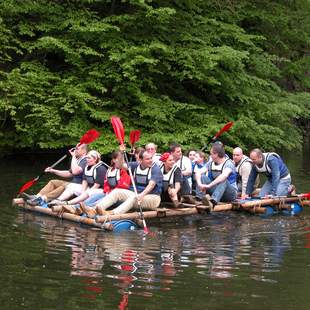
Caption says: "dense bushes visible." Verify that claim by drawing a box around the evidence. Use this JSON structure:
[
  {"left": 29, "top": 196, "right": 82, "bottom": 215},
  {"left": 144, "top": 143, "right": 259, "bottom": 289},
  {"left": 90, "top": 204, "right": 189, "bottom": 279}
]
[{"left": 0, "top": 0, "right": 309, "bottom": 154}]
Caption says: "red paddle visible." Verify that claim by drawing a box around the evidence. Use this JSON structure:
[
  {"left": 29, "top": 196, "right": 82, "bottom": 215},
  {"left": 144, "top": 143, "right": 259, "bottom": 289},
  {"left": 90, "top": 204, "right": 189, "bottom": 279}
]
[
  {"left": 111, "top": 116, "right": 149, "bottom": 234},
  {"left": 111, "top": 116, "right": 125, "bottom": 145},
  {"left": 129, "top": 130, "right": 141, "bottom": 146},
  {"left": 213, "top": 121, "right": 234, "bottom": 140},
  {"left": 79, "top": 129, "right": 100, "bottom": 146},
  {"left": 129, "top": 129, "right": 141, "bottom": 161},
  {"left": 301, "top": 192, "right": 310, "bottom": 200},
  {"left": 18, "top": 129, "right": 101, "bottom": 194},
  {"left": 201, "top": 121, "right": 234, "bottom": 151}
]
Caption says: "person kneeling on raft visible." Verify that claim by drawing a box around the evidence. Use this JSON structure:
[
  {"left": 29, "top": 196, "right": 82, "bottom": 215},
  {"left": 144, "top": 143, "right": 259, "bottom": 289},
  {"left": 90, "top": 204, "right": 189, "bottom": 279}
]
[
  {"left": 244, "top": 148, "right": 291, "bottom": 198},
  {"left": 159, "top": 152, "right": 182, "bottom": 208},
  {"left": 84, "top": 147, "right": 163, "bottom": 217},
  {"left": 196, "top": 143, "right": 238, "bottom": 209}
]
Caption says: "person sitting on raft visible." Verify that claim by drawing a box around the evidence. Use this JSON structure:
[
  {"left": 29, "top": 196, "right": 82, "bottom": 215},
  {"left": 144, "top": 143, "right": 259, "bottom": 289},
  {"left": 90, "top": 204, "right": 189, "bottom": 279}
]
[
  {"left": 79, "top": 151, "right": 131, "bottom": 217},
  {"left": 24, "top": 144, "right": 88, "bottom": 206},
  {"left": 196, "top": 143, "right": 237, "bottom": 209},
  {"left": 82, "top": 148, "right": 163, "bottom": 217},
  {"left": 187, "top": 149, "right": 197, "bottom": 167},
  {"left": 159, "top": 152, "right": 183, "bottom": 208},
  {"left": 170, "top": 143, "right": 193, "bottom": 195},
  {"left": 145, "top": 143, "right": 161, "bottom": 166},
  {"left": 133, "top": 147, "right": 145, "bottom": 162},
  {"left": 245, "top": 148, "right": 291, "bottom": 198},
  {"left": 232, "top": 147, "right": 259, "bottom": 197},
  {"left": 192, "top": 151, "right": 208, "bottom": 195},
  {"left": 51, "top": 150, "right": 107, "bottom": 210}
]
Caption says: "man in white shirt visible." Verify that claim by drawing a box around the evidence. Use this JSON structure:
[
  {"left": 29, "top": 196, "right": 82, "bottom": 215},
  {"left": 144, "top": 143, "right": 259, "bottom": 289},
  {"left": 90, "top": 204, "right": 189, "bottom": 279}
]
[
  {"left": 169, "top": 143, "right": 192, "bottom": 195},
  {"left": 232, "top": 147, "right": 259, "bottom": 197},
  {"left": 145, "top": 142, "right": 161, "bottom": 166}
]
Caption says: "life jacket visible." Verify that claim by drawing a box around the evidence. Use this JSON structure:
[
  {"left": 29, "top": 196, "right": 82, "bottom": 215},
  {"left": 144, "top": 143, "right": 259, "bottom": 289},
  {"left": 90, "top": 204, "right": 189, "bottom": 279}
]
[
  {"left": 176, "top": 155, "right": 191, "bottom": 178},
  {"left": 236, "top": 155, "right": 252, "bottom": 184},
  {"left": 77, "top": 156, "right": 86, "bottom": 165},
  {"left": 160, "top": 164, "right": 180, "bottom": 191},
  {"left": 84, "top": 161, "right": 104, "bottom": 187},
  {"left": 106, "top": 167, "right": 121, "bottom": 188},
  {"left": 254, "top": 152, "right": 286, "bottom": 176},
  {"left": 71, "top": 156, "right": 87, "bottom": 184},
  {"left": 209, "top": 158, "right": 237, "bottom": 186},
  {"left": 133, "top": 164, "right": 153, "bottom": 187}
]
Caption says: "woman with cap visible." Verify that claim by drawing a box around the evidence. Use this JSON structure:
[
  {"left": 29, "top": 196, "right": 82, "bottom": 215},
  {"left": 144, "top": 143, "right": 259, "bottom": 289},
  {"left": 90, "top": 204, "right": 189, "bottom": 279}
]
[{"left": 159, "top": 152, "right": 183, "bottom": 208}]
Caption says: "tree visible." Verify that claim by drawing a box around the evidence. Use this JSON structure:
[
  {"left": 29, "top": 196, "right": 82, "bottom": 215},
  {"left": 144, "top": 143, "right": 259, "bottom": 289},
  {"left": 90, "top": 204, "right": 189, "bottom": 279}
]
[{"left": 0, "top": 0, "right": 309, "bottom": 154}]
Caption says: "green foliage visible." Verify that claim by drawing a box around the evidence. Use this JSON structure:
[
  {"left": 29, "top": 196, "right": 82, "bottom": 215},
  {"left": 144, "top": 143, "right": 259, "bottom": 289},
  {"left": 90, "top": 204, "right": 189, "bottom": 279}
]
[{"left": 0, "top": 0, "right": 309, "bottom": 154}]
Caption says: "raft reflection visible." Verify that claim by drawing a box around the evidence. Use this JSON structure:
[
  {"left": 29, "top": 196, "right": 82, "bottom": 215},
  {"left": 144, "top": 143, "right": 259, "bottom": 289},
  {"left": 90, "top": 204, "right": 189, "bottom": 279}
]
[{"left": 16, "top": 211, "right": 304, "bottom": 307}]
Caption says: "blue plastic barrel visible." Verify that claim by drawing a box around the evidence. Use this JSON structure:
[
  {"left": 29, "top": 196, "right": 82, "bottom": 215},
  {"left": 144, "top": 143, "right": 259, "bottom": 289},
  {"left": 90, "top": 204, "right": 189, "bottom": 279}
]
[
  {"left": 282, "top": 202, "right": 303, "bottom": 216},
  {"left": 260, "top": 205, "right": 277, "bottom": 218},
  {"left": 110, "top": 220, "right": 138, "bottom": 232}
]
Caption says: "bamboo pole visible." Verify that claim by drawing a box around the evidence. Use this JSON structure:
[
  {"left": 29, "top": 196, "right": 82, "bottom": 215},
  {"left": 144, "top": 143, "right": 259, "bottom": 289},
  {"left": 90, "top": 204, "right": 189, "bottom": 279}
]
[
  {"left": 14, "top": 201, "right": 113, "bottom": 230},
  {"left": 95, "top": 207, "right": 209, "bottom": 223},
  {"left": 237, "top": 196, "right": 305, "bottom": 209}
]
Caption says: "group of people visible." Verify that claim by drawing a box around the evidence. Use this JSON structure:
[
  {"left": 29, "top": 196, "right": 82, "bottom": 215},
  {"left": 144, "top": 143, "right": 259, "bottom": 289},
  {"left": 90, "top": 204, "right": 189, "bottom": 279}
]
[{"left": 22, "top": 141, "right": 293, "bottom": 217}]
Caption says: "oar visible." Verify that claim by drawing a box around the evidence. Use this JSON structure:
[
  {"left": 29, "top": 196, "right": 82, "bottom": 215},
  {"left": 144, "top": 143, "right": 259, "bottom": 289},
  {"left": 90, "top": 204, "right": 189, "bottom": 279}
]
[
  {"left": 18, "top": 155, "right": 68, "bottom": 194},
  {"left": 111, "top": 116, "right": 149, "bottom": 234},
  {"left": 129, "top": 130, "right": 141, "bottom": 147},
  {"left": 18, "top": 129, "right": 101, "bottom": 194},
  {"left": 301, "top": 192, "right": 310, "bottom": 199},
  {"left": 129, "top": 129, "right": 141, "bottom": 161},
  {"left": 201, "top": 121, "right": 234, "bottom": 151}
]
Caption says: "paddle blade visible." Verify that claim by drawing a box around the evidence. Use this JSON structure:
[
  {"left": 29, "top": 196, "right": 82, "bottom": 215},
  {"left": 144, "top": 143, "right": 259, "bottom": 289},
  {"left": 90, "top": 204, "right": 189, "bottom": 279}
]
[
  {"left": 111, "top": 116, "right": 125, "bottom": 145},
  {"left": 214, "top": 121, "right": 234, "bottom": 140},
  {"left": 143, "top": 226, "right": 149, "bottom": 234},
  {"left": 129, "top": 130, "right": 141, "bottom": 146},
  {"left": 18, "top": 179, "right": 37, "bottom": 194},
  {"left": 142, "top": 219, "right": 149, "bottom": 234},
  {"left": 302, "top": 192, "right": 310, "bottom": 199},
  {"left": 79, "top": 129, "right": 100, "bottom": 145}
]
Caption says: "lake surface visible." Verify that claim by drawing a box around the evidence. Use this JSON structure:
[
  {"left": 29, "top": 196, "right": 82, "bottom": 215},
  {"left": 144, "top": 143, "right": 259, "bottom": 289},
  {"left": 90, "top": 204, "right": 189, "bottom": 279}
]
[{"left": 0, "top": 146, "right": 310, "bottom": 309}]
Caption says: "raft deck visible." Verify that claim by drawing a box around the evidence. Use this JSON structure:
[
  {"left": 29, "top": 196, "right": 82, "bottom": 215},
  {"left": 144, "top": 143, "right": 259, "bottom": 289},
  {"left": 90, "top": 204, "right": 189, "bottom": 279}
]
[{"left": 12, "top": 195, "right": 310, "bottom": 231}]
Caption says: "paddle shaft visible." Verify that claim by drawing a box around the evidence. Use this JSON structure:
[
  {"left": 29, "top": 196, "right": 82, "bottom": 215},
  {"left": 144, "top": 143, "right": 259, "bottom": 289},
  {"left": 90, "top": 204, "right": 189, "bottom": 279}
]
[
  {"left": 201, "top": 135, "right": 219, "bottom": 152},
  {"left": 35, "top": 154, "right": 68, "bottom": 181}
]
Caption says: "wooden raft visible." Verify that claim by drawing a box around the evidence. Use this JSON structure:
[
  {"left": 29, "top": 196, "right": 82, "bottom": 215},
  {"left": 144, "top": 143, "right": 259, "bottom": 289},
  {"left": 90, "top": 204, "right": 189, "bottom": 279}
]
[
  {"left": 12, "top": 195, "right": 309, "bottom": 230},
  {"left": 12, "top": 198, "right": 211, "bottom": 230}
]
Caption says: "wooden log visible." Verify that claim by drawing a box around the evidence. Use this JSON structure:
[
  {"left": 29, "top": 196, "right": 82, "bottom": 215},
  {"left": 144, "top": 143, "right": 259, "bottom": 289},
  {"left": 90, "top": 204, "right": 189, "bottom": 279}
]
[
  {"left": 95, "top": 206, "right": 209, "bottom": 223},
  {"left": 243, "top": 206, "right": 269, "bottom": 214},
  {"left": 15, "top": 203, "right": 113, "bottom": 230},
  {"left": 163, "top": 202, "right": 203, "bottom": 208},
  {"left": 213, "top": 203, "right": 234, "bottom": 212},
  {"left": 237, "top": 196, "right": 305, "bottom": 209}
]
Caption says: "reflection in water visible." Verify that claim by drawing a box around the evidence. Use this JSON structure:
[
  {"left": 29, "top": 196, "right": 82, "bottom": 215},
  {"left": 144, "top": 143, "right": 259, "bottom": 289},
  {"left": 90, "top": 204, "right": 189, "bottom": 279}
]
[{"left": 15, "top": 210, "right": 310, "bottom": 309}]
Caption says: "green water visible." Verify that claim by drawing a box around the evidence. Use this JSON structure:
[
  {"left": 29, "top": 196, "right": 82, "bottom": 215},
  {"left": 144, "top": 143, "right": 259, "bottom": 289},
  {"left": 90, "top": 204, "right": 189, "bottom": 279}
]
[{"left": 0, "top": 147, "right": 310, "bottom": 309}]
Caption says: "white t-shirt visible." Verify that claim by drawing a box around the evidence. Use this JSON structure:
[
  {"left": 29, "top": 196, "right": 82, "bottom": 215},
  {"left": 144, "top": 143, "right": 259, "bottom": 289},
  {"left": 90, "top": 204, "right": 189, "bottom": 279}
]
[
  {"left": 153, "top": 153, "right": 162, "bottom": 166},
  {"left": 193, "top": 163, "right": 208, "bottom": 175},
  {"left": 175, "top": 155, "right": 192, "bottom": 174}
]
